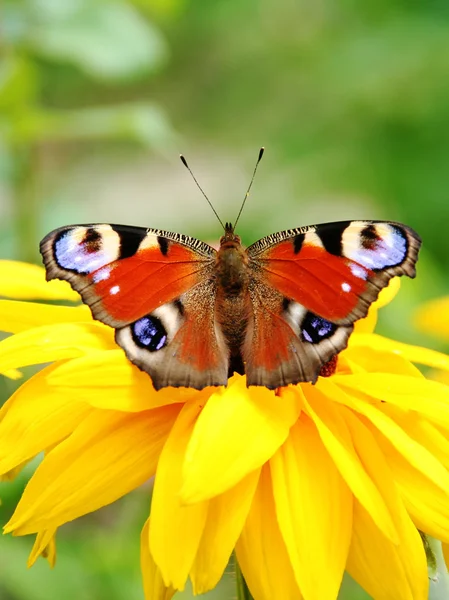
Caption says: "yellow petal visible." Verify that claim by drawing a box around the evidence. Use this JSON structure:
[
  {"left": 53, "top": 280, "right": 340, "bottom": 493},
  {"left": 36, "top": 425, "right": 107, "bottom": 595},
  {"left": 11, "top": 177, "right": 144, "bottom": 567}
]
[
  {"left": 0, "top": 260, "right": 79, "bottom": 301},
  {"left": 343, "top": 343, "right": 424, "bottom": 377},
  {"left": 28, "top": 529, "right": 57, "bottom": 568},
  {"left": 343, "top": 409, "right": 428, "bottom": 600},
  {"left": 347, "top": 498, "right": 428, "bottom": 600},
  {"left": 270, "top": 414, "right": 352, "bottom": 600},
  {"left": 181, "top": 377, "right": 301, "bottom": 503},
  {"left": 373, "top": 430, "right": 449, "bottom": 541},
  {"left": 0, "top": 321, "right": 115, "bottom": 372},
  {"left": 47, "top": 350, "right": 201, "bottom": 411},
  {"left": 334, "top": 373, "right": 449, "bottom": 429},
  {"left": 149, "top": 399, "right": 209, "bottom": 590},
  {"left": 322, "top": 379, "right": 449, "bottom": 497},
  {"left": 350, "top": 333, "right": 449, "bottom": 372},
  {"left": 384, "top": 411, "right": 449, "bottom": 472},
  {"left": 415, "top": 296, "right": 449, "bottom": 340},
  {"left": 301, "top": 384, "right": 398, "bottom": 542},
  {"left": 0, "top": 461, "right": 29, "bottom": 482},
  {"left": 0, "top": 368, "right": 23, "bottom": 380},
  {"left": 5, "top": 404, "right": 181, "bottom": 534},
  {"left": 141, "top": 519, "right": 176, "bottom": 600},
  {"left": 0, "top": 299, "right": 91, "bottom": 333},
  {"left": 235, "top": 465, "right": 303, "bottom": 600},
  {"left": 443, "top": 543, "right": 449, "bottom": 571},
  {"left": 353, "top": 307, "right": 378, "bottom": 334},
  {"left": 190, "top": 469, "right": 260, "bottom": 595},
  {"left": 375, "top": 276, "right": 401, "bottom": 307},
  {"left": 0, "top": 364, "right": 91, "bottom": 475}
]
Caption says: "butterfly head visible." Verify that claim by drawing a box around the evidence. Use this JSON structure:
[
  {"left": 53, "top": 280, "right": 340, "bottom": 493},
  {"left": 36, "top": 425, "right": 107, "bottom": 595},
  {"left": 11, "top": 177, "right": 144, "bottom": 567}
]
[{"left": 220, "top": 222, "right": 241, "bottom": 246}]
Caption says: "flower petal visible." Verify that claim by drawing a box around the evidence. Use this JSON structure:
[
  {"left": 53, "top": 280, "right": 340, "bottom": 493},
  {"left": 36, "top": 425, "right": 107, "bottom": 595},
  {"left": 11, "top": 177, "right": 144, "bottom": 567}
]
[
  {"left": 343, "top": 410, "right": 428, "bottom": 600},
  {"left": 190, "top": 470, "right": 260, "bottom": 595},
  {"left": 344, "top": 343, "right": 424, "bottom": 377},
  {"left": 149, "top": 399, "right": 209, "bottom": 590},
  {"left": 270, "top": 413, "right": 352, "bottom": 600},
  {"left": 0, "top": 322, "right": 115, "bottom": 372},
  {"left": 352, "top": 308, "right": 378, "bottom": 334},
  {"left": 0, "top": 260, "right": 79, "bottom": 301},
  {"left": 443, "top": 543, "right": 449, "bottom": 571},
  {"left": 47, "top": 350, "right": 201, "bottom": 411},
  {"left": 415, "top": 296, "right": 449, "bottom": 340},
  {"left": 322, "top": 379, "right": 449, "bottom": 497},
  {"left": 235, "top": 465, "right": 303, "bottom": 600},
  {"left": 373, "top": 429, "right": 449, "bottom": 541},
  {"left": 301, "top": 384, "right": 398, "bottom": 542},
  {"left": 347, "top": 498, "right": 428, "bottom": 600},
  {"left": 350, "top": 333, "right": 449, "bottom": 372},
  {"left": 5, "top": 404, "right": 181, "bottom": 534},
  {"left": 0, "top": 299, "right": 91, "bottom": 333},
  {"left": 0, "top": 364, "right": 91, "bottom": 475},
  {"left": 334, "top": 373, "right": 449, "bottom": 430},
  {"left": 28, "top": 529, "right": 57, "bottom": 568},
  {"left": 141, "top": 519, "right": 176, "bottom": 600},
  {"left": 181, "top": 376, "right": 301, "bottom": 503},
  {"left": 375, "top": 276, "right": 401, "bottom": 307}
]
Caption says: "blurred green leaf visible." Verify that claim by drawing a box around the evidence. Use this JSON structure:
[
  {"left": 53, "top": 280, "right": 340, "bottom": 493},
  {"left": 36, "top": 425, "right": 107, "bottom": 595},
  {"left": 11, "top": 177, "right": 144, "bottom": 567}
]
[
  {"left": 0, "top": 55, "right": 37, "bottom": 110},
  {"left": 3, "top": 102, "right": 177, "bottom": 149},
  {"left": 26, "top": 0, "right": 168, "bottom": 80}
]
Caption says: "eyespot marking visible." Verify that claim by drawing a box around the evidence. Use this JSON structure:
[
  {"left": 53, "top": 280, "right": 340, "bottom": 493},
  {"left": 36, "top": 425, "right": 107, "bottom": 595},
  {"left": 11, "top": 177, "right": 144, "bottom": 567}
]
[
  {"left": 131, "top": 315, "right": 167, "bottom": 351},
  {"left": 301, "top": 312, "right": 337, "bottom": 344},
  {"left": 54, "top": 226, "right": 121, "bottom": 275},
  {"left": 343, "top": 223, "right": 408, "bottom": 271}
]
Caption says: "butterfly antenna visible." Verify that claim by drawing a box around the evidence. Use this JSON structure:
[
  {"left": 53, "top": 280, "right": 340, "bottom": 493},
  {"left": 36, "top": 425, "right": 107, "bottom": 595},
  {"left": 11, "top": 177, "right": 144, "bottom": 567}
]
[
  {"left": 233, "top": 147, "right": 265, "bottom": 231},
  {"left": 180, "top": 155, "right": 226, "bottom": 231}
]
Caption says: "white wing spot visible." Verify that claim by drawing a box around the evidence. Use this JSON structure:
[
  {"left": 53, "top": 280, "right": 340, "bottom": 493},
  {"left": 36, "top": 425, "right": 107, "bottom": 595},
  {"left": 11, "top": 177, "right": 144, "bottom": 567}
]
[
  {"left": 341, "top": 282, "right": 351, "bottom": 292},
  {"left": 110, "top": 285, "right": 120, "bottom": 295}
]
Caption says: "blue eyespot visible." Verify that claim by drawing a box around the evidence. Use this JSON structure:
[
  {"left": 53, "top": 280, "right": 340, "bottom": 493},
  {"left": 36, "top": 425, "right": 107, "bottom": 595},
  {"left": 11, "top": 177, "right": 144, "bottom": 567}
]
[
  {"left": 131, "top": 316, "right": 167, "bottom": 352},
  {"left": 302, "top": 313, "right": 336, "bottom": 344},
  {"left": 350, "top": 226, "right": 407, "bottom": 270},
  {"left": 54, "top": 229, "right": 107, "bottom": 274}
]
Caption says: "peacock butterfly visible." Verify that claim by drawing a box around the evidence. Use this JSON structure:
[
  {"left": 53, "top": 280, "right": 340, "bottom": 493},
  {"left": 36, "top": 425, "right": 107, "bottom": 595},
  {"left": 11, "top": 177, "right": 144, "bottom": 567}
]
[{"left": 40, "top": 150, "right": 421, "bottom": 390}]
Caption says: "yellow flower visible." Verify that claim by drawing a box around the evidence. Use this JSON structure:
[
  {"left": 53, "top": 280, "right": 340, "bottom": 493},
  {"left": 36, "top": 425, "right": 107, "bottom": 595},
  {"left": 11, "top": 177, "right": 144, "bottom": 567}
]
[
  {"left": 415, "top": 294, "right": 449, "bottom": 573},
  {"left": 415, "top": 296, "right": 449, "bottom": 343},
  {"left": 2, "top": 260, "right": 449, "bottom": 600}
]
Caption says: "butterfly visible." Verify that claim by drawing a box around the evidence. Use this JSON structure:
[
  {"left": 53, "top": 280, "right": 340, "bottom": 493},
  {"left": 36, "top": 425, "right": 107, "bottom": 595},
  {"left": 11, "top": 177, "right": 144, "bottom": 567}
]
[{"left": 40, "top": 151, "right": 421, "bottom": 390}]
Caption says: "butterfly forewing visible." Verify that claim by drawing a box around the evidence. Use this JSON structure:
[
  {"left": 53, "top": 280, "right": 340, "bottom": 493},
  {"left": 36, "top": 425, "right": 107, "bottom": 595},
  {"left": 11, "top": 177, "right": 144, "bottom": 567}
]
[
  {"left": 40, "top": 224, "right": 216, "bottom": 328},
  {"left": 248, "top": 220, "right": 421, "bottom": 324}
]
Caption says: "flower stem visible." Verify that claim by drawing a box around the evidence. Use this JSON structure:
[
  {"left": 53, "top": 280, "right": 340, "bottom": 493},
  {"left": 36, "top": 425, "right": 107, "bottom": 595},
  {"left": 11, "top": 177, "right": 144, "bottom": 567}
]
[{"left": 235, "top": 558, "right": 253, "bottom": 600}]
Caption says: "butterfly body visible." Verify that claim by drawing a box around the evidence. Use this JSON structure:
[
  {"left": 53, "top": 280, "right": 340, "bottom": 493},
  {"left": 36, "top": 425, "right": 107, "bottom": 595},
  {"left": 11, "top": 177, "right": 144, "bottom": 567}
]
[{"left": 40, "top": 219, "right": 421, "bottom": 390}]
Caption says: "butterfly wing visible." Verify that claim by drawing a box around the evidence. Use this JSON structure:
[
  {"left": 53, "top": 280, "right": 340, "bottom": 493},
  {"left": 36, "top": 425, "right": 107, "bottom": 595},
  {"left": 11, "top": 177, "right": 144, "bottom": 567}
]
[
  {"left": 40, "top": 224, "right": 229, "bottom": 389},
  {"left": 244, "top": 220, "right": 421, "bottom": 387}
]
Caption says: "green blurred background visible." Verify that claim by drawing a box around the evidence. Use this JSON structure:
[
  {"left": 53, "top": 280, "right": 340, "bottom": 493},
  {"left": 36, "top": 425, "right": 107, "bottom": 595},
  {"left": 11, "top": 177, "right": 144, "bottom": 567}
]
[{"left": 1, "top": 0, "right": 448, "bottom": 598}]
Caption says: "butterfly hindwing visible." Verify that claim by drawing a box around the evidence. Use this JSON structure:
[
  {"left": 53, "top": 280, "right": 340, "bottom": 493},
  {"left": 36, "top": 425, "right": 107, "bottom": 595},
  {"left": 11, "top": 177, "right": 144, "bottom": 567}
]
[
  {"left": 115, "top": 281, "right": 229, "bottom": 390},
  {"left": 243, "top": 278, "right": 353, "bottom": 387}
]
